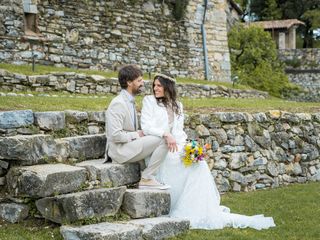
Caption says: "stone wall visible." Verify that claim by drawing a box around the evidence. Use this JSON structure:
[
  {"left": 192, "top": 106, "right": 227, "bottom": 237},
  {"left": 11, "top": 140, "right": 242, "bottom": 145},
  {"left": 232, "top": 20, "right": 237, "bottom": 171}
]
[
  {"left": 0, "top": 0, "right": 231, "bottom": 81},
  {"left": 279, "top": 49, "right": 320, "bottom": 70},
  {"left": 278, "top": 49, "right": 320, "bottom": 102},
  {"left": 0, "top": 69, "right": 269, "bottom": 98},
  {"left": 1, "top": 109, "right": 319, "bottom": 192},
  {"left": 286, "top": 70, "right": 320, "bottom": 102}
]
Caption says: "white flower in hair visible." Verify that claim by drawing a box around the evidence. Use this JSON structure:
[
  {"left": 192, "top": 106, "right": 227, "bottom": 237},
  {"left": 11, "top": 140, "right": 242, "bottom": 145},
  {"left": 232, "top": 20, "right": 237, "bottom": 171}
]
[{"left": 154, "top": 73, "right": 176, "bottom": 82}]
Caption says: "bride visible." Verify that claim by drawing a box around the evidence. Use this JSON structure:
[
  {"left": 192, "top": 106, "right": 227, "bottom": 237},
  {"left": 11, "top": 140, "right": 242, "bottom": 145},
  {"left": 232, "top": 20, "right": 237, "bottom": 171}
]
[{"left": 140, "top": 73, "right": 276, "bottom": 230}]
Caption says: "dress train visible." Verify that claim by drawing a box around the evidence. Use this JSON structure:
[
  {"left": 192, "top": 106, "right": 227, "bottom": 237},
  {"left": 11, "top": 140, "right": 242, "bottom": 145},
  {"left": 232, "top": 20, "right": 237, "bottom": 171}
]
[{"left": 156, "top": 151, "right": 276, "bottom": 230}]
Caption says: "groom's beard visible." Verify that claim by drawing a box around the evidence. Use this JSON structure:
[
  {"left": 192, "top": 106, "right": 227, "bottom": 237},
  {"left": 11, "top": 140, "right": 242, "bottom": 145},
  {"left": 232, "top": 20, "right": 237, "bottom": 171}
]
[{"left": 134, "top": 86, "right": 145, "bottom": 95}]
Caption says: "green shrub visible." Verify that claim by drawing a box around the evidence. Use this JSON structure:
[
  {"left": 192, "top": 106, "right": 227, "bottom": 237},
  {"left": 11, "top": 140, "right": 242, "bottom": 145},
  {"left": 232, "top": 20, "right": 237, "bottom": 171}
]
[
  {"left": 284, "top": 58, "right": 302, "bottom": 68},
  {"left": 228, "top": 24, "right": 301, "bottom": 97}
]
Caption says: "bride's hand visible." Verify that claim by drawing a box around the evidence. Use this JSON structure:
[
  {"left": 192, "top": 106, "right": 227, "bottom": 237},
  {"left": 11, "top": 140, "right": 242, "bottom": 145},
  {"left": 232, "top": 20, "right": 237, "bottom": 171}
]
[
  {"left": 164, "top": 133, "right": 178, "bottom": 152},
  {"left": 137, "top": 130, "right": 145, "bottom": 137}
]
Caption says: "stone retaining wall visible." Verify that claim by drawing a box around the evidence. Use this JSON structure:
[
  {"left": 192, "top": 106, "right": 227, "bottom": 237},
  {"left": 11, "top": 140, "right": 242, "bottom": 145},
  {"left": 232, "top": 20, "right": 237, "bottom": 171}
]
[
  {"left": 278, "top": 49, "right": 320, "bottom": 102},
  {"left": 0, "top": 69, "right": 268, "bottom": 98},
  {"left": 286, "top": 70, "right": 320, "bottom": 102},
  {"left": 1, "top": 109, "right": 319, "bottom": 192},
  {"left": 279, "top": 49, "right": 320, "bottom": 70},
  {"left": 0, "top": 0, "right": 232, "bottom": 81}
]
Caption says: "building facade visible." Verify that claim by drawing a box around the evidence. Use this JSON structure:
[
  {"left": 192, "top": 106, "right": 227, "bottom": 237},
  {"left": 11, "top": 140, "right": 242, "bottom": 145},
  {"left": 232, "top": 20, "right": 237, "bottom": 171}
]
[
  {"left": 250, "top": 19, "right": 304, "bottom": 49},
  {"left": 0, "top": 0, "right": 235, "bottom": 82}
]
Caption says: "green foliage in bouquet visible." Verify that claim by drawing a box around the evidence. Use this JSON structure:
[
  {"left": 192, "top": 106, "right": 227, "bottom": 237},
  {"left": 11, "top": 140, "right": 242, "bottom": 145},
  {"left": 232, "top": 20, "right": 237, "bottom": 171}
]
[{"left": 228, "top": 24, "right": 301, "bottom": 98}]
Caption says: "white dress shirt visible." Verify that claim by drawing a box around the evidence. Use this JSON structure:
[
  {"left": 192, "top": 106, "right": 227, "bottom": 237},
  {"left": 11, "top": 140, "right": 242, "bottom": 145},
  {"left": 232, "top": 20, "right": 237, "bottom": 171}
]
[{"left": 121, "top": 89, "right": 136, "bottom": 129}]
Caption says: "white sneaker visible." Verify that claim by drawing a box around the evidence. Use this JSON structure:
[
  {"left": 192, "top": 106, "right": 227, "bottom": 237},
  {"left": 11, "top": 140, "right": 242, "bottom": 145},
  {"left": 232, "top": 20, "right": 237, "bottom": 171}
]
[{"left": 138, "top": 178, "right": 170, "bottom": 190}]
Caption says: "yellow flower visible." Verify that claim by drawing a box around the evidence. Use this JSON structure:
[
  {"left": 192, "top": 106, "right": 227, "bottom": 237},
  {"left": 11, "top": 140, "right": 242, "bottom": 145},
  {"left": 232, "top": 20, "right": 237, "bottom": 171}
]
[
  {"left": 182, "top": 141, "right": 209, "bottom": 167},
  {"left": 185, "top": 144, "right": 192, "bottom": 151},
  {"left": 198, "top": 147, "right": 203, "bottom": 155},
  {"left": 183, "top": 156, "right": 193, "bottom": 166}
]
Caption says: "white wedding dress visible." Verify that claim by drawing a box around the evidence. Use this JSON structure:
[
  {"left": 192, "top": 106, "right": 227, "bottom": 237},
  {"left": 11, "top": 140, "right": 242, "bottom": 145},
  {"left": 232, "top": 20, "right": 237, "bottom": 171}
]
[{"left": 141, "top": 95, "right": 275, "bottom": 230}]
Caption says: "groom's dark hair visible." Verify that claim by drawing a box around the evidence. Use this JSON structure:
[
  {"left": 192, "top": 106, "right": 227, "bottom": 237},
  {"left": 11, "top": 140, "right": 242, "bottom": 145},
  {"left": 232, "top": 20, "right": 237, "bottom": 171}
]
[{"left": 118, "top": 65, "right": 143, "bottom": 89}]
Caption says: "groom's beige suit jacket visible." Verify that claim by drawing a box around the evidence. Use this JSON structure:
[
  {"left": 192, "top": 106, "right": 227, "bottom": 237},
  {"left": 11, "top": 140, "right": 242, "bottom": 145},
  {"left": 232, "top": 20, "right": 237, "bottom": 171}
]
[{"left": 105, "top": 91, "right": 141, "bottom": 163}]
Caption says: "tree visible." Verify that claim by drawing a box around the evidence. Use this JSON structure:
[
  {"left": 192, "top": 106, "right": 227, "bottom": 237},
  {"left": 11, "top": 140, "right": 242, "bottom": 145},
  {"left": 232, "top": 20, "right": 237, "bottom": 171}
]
[
  {"left": 279, "top": 0, "right": 320, "bottom": 48},
  {"left": 250, "top": 0, "right": 281, "bottom": 20},
  {"left": 228, "top": 24, "right": 299, "bottom": 97},
  {"left": 244, "top": 0, "right": 320, "bottom": 48}
]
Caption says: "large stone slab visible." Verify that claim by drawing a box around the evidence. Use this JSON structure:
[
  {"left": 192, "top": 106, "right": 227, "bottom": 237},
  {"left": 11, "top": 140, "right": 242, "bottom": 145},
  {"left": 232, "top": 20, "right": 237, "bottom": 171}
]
[
  {"left": 88, "top": 111, "right": 105, "bottom": 123},
  {"left": 6, "top": 164, "right": 87, "bottom": 198},
  {"left": 60, "top": 134, "right": 106, "bottom": 161},
  {"left": 34, "top": 111, "right": 65, "bottom": 130},
  {"left": 76, "top": 159, "right": 140, "bottom": 187},
  {"left": 122, "top": 189, "right": 170, "bottom": 219},
  {"left": 129, "top": 217, "right": 190, "bottom": 240},
  {"left": 0, "top": 134, "right": 106, "bottom": 165},
  {"left": 36, "top": 187, "right": 126, "bottom": 224},
  {"left": 0, "top": 110, "right": 34, "bottom": 129},
  {"left": 60, "top": 217, "right": 189, "bottom": 240},
  {"left": 0, "top": 203, "right": 29, "bottom": 223},
  {"left": 0, "top": 134, "right": 67, "bottom": 165},
  {"left": 61, "top": 222, "right": 142, "bottom": 240},
  {"left": 65, "top": 110, "right": 88, "bottom": 123}
]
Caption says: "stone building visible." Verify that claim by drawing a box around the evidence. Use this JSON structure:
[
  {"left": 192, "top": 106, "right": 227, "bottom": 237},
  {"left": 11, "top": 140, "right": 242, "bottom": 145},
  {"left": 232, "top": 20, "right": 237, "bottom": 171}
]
[
  {"left": 0, "top": 0, "right": 239, "bottom": 82},
  {"left": 249, "top": 19, "right": 305, "bottom": 49}
]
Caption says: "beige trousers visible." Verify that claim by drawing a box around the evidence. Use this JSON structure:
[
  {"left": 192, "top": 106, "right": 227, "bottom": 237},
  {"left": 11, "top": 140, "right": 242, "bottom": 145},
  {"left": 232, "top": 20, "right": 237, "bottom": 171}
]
[{"left": 116, "top": 135, "right": 168, "bottom": 180}]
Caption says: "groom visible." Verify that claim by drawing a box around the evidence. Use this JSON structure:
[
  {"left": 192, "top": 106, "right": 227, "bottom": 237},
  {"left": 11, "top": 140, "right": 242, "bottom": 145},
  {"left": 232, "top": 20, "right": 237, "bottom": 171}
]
[{"left": 105, "top": 64, "right": 169, "bottom": 189}]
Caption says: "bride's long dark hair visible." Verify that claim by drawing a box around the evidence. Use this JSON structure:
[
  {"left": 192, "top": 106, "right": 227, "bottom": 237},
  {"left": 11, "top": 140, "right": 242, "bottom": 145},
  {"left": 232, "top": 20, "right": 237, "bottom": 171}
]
[{"left": 153, "top": 73, "right": 181, "bottom": 116}]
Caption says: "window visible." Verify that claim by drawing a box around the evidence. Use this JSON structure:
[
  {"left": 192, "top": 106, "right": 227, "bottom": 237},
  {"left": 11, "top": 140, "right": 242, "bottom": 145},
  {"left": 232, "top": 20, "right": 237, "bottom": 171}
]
[{"left": 23, "top": 0, "right": 40, "bottom": 36}]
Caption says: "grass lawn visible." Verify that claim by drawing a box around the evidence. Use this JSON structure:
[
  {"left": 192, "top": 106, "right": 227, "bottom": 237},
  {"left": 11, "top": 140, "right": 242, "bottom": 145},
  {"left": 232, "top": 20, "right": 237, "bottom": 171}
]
[
  {"left": 1, "top": 63, "right": 319, "bottom": 113},
  {"left": 0, "top": 63, "right": 117, "bottom": 79},
  {"left": 0, "top": 219, "right": 62, "bottom": 240},
  {"left": 0, "top": 182, "right": 319, "bottom": 240},
  {"left": 0, "top": 93, "right": 320, "bottom": 113},
  {"left": 170, "top": 182, "right": 320, "bottom": 240}
]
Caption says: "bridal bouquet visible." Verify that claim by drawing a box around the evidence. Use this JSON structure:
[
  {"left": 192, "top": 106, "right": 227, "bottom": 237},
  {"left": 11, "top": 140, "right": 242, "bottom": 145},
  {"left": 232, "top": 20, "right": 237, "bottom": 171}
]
[{"left": 182, "top": 140, "right": 211, "bottom": 167}]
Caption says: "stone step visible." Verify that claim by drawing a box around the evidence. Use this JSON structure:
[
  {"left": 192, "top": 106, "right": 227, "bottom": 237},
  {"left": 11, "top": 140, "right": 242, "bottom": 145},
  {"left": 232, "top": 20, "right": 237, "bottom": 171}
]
[
  {"left": 0, "top": 203, "right": 30, "bottom": 223},
  {"left": 60, "top": 216, "right": 190, "bottom": 240},
  {"left": 76, "top": 159, "right": 140, "bottom": 187},
  {"left": 61, "top": 221, "right": 142, "bottom": 240},
  {"left": 0, "top": 134, "right": 62, "bottom": 165},
  {"left": 59, "top": 134, "right": 106, "bottom": 161},
  {"left": 6, "top": 164, "right": 87, "bottom": 198},
  {"left": 0, "top": 110, "right": 34, "bottom": 129},
  {"left": 128, "top": 217, "right": 190, "bottom": 240},
  {"left": 36, "top": 187, "right": 126, "bottom": 224},
  {"left": 0, "top": 134, "right": 106, "bottom": 165},
  {"left": 122, "top": 189, "right": 170, "bottom": 219}
]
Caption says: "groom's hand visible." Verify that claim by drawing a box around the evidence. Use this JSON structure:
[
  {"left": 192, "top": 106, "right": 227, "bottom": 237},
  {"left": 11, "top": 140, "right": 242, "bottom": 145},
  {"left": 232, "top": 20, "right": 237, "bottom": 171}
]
[{"left": 164, "top": 133, "right": 178, "bottom": 152}]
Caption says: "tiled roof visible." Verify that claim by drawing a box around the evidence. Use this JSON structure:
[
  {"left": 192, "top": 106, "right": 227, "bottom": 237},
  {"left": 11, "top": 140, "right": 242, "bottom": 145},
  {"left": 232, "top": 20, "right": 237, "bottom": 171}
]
[{"left": 248, "top": 19, "right": 305, "bottom": 30}]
